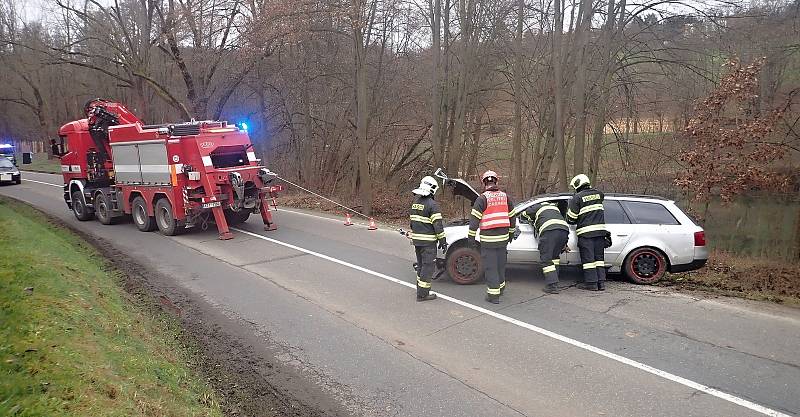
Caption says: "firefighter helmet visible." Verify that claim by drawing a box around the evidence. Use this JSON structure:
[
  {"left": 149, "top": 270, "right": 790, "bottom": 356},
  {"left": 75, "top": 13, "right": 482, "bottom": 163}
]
[
  {"left": 570, "top": 174, "right": 591, "bottom": 190},
  {"left": 481, "top": 170, "right": 499, "bottom": 184},
  {"left": 412, "top": 176, "right": 439, "bottom": 196}
]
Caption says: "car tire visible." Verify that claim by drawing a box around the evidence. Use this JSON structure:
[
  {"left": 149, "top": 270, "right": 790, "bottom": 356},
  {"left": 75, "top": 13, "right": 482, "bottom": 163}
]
[
  {"left": 14, "top": 177, "right": 21, "bottom": 185},
  {"left": 623, "top": 247, "right": 668, "bottom": 284},
  {"left": 155, "top": 198, "right": 185, "bottom": 236},
  {"left": 223, "top": 209, "right": 251, "bottom": 226},
  {"left": 446, "top": 245, "right": 483, "bottom": 285},
  {"left": 131, "top": 196, "right": 157, "bottom": 232},
  {"left": 94, "top": 192, "right": 116, "bottom": 225},
  {"left": 71, "top": 190, "right": 94, "bottom": 221}
]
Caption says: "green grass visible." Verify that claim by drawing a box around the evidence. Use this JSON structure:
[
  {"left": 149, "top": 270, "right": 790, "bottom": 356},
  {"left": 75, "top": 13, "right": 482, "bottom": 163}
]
[
  {"left": 19, "top": 154, "right": 61, "bottom": 174},
  {"left": 0, "top": 198, "right": 221, "bottom": 417}
]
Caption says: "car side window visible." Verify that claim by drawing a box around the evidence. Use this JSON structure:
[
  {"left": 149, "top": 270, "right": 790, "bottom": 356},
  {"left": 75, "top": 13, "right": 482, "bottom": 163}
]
[
  {"left": 603, "top": 200, "right": 630, "bottom": 224},
  {"left": 621, "top": 201, "right": 681, "bottom": 225}
]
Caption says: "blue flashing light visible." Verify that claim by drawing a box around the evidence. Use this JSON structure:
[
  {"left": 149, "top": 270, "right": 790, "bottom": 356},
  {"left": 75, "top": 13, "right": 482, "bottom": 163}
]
[
  {"left": 0, "top": 144, "right": 13, "bottom": 149},
  {"left": 240, "top": 122, "right": 249, "bottom": 132}
]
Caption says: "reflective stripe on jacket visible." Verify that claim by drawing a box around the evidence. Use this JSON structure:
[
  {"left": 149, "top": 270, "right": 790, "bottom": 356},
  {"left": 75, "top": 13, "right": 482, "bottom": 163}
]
[
  {"left": 479, "top": 191, "right": 511, "bottom": 230},
  {"left": 409, "top": 195, "right": 445, "bottom": 246},
  {"left": 468, "top": 187, "right": 516, "bottom": 248},
  {"left": 521, "top": 202, "right": 569, "bottom": 238},
  {"left": 566, "top": 187, "right": 606, "bottom": 237}
]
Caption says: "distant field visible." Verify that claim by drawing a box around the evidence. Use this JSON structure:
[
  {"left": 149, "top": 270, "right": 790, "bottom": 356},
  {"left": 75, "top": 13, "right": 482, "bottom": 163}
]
[{"left": 0, "top": 197, "right": 221, "bottom": 417}]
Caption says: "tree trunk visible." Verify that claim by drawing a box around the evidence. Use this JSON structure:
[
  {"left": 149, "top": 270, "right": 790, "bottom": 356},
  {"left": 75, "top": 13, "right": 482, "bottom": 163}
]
[
  {"left": 553, "top": 0, "right": 568, "bottom": 191},
  {"left": 430, "top": 0, "right": 443, "bottom": 168},
  {"left": 511, "top": 0, "right": 524, "bottom": 197},
  {"left": 572, "top": 0, "right": 593, "bottom": 175},
  {"left": 588, "top": 0, "right": 617, "bottom": 182}
]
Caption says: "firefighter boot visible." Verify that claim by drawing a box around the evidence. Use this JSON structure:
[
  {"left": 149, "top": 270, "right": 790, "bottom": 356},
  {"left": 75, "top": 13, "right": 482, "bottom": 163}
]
[
  {"left": 485, "top": 294, "right": 500, "bottom": 304},
  {"left": 577, "top": 282, "right": 599, "bottom": 291},
  {"left": 417, "top": 293, "right": 438, "bottom": 302},
  {"left": 543, "top": 283, "right": 560, "bottom": 294},
  {"left": 598, "top": 281, "right": 606, "bottom": 291}
]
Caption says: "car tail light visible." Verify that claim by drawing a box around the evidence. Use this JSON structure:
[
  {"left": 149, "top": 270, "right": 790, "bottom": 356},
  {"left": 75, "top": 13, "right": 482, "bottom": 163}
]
[{"left": 694, "top": 231, "right": 706, "bottom": 246}]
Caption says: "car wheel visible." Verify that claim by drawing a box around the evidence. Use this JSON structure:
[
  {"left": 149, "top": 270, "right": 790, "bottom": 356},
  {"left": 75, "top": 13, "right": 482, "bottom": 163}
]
[
  {"left": 623, "top": 247, "right": 667, "bottom": 284},
  {"left": 131, "top": 196, "right": 157, "bottom": 232},
  {"left": 94, "top": 192, "right": 115, "bottom": 225},
  {"left": 14, "top": 177, "right": 21, "bottom": 185},
  {"left": 446, "top": 245, "right": 483, "bottom": 285},
  {"left": 155, "top": 198, "right": 185, "bottom": 236},
  {"left": 71, "top": 190, "right": 94, "bottom": 221},
  {"left": 223, "top": 209, "right": 251, "bottom": 226}
]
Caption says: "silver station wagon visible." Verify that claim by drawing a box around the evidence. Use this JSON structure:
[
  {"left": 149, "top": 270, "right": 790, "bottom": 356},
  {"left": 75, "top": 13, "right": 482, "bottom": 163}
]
[{"left": 438, "top": 176, "right": 708, "bottom": 285}]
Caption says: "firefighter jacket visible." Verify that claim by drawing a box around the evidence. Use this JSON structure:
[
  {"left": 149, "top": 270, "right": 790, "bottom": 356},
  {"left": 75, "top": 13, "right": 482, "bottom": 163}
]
[
  {"left": 468, "top": 187, "right": 516, "bottom": 248},
  {"left": 409, "top": 195, "right": 446, "bottom": 246},
  {"left": 566, "top": 187, "right": 606, "bottom": 237},
  {"left": 519, "top": 202, "right": 569, "bottom": 238}
]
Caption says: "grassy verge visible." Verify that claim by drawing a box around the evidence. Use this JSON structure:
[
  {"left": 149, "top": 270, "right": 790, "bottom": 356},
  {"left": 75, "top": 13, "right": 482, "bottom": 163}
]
[
  {"left": 660, "top": 250, "right": 800, "bottom": 306},
  {"left": 0, "top": 197, "right": 221, "bottom": 416},
  {"left": 19, "top": 153, "right": 61, "bottom": 174}
]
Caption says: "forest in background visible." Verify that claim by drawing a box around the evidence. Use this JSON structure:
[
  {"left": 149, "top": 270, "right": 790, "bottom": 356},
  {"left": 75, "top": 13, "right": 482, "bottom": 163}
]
[{"left": 0, "top": 0, "right": 798, "bottom": 260}]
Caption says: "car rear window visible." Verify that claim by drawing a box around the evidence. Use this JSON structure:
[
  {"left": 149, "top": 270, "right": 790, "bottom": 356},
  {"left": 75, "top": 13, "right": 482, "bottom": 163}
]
[
  {"left": 622, "top": 201, "right": 681, "bottom": 225},
  {"left": 603, "top": 200, "right": 630, "bottom": 224}
]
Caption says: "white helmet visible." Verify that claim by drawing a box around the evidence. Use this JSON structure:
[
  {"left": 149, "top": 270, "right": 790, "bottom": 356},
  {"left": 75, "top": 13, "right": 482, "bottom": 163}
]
[
  {"left": 570, "top": 174, "right": 591, "bottom": 190},
  {"left": 412, "top": 176, "right": 439, "bottom": 196}
]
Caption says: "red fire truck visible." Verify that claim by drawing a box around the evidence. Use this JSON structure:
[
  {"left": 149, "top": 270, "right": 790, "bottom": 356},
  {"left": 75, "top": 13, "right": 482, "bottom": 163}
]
[{"left": 59, "top": 99, "right": 281, "bottom": 240}]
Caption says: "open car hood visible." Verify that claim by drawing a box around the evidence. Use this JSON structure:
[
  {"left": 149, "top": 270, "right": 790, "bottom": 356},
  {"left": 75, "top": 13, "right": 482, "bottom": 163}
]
[{"left": 443, "top": 178, "right": 480, "bottom": 205}]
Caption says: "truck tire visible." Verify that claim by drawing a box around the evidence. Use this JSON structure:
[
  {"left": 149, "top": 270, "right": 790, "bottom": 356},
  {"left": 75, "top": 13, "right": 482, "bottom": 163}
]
[
  {"left": 446, "top": 245, "right": 483, "bottom": 285},
  {"left": 223, "top": 209, "right": 251, "bottom": 226},
  {"left": 131, "top": 196, "right": 157, "bottom": 232},
  {"left": 71, "top": 190, "right": 94, "bottom": 221},
  {"left": 155, "top": 198, "right": 185, "bottom": 236},
  {"left": 94, "top": 192, "right": 116, "bottom": 225}
]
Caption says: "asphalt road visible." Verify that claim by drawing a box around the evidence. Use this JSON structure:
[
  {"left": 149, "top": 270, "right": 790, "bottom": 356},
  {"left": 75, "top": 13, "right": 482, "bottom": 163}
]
[{"left": 4, "top": 172, "right": 800, "bottom": 417}]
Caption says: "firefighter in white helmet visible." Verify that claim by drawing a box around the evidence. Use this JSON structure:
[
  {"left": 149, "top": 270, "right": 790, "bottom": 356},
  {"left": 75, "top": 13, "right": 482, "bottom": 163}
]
[
  {"left": 468, "top": 170, "right": 517, "bottom": 304},
  {"left": 409, "top": 175, "right": 446, "bottom": 301},
  {"left": 566, "top": 174, "right": 609, "bottom": 291}
]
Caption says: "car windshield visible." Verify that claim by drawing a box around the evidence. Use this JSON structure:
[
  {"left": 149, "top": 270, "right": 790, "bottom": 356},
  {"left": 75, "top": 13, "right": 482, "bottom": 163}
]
[{"left": 0, "top": 158, "right": 14, "bottom": 168}]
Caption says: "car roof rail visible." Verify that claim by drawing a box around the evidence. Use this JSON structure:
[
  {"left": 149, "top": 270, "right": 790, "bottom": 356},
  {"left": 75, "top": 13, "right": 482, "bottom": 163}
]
[{"left": 606, "top": 193, "right": 671, "bottom": 201}]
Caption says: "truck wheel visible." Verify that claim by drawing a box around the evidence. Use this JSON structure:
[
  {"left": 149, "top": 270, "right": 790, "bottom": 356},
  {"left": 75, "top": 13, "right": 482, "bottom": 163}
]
[
  {"left": 623, "top": 247, "right": 668, "bottom": 284},
  {"left": 223, "top": 209, "right": 250, "bottom": 226},
  {"left": 131, "top": 196, "right": 157, "bottom": 232},
  {"left": 71, "top": 190, "right": 94, "bottom": 221},
  {"left": 446, "top": 245, "right": 483, "bottom": 285},
  {"left": 94, "top": 192, "right": 115, "bottom": 225},
  {"left": 155, "top": 198, "right": 185, "bottom": 236}
]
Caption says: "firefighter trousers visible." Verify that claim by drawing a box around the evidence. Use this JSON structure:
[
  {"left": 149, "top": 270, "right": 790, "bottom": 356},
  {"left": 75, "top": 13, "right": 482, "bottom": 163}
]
[
  {"left": 415, "top": 245, "right": 437, "bottom": 298},
  {"left": 578, "top": 236, "right": 606, "bottom": 284},
  {"left": 538, "top": 229, "right": 569, "bottom": 285},
  {"left": 482, "top": 246, "right": 507, "bottom": 300}
]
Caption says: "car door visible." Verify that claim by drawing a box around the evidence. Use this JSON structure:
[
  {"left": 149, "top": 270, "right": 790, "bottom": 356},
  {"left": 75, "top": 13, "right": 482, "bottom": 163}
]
[
  {"left": 507, "top": 200, "right": 539, "bottom": 263},
  {"left": 603, "top": 199, "right": 635, "bottom": 269},
  {"left": 619, "top": 200, "right": 684, "bottom": 263}
]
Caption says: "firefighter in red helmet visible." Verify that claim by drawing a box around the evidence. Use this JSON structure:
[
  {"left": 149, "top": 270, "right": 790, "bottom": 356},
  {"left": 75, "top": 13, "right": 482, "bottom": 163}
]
[{"left": 468, "top": 170, "right": 517, "bottom": 304}]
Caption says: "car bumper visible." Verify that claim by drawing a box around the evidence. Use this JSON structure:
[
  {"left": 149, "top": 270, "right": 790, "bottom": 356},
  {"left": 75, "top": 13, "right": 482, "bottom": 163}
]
[
  {"left": 670, "top": 259, "right": 708, "bottom": 273},
  {"left": 0, "top": 173, "right": 19, "bottom": 182}
]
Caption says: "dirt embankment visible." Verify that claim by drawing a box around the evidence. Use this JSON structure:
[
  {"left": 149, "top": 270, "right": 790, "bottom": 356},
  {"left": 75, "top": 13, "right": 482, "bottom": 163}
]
[
  {"left": 17, "top": 200, "right": 351, "bottom": 417},
  {"left": 660, "top": 250, "right": 800, "bottom": 306}
]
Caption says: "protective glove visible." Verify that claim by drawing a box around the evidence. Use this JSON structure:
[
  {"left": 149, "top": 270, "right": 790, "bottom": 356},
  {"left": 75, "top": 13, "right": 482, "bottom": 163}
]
[
  {"left": 438, "top": 240, "right": 449, "bottom": 252},
  {"left": 512, "top": 228, "right": 521, "bottom": 241},
  {"left": 603, "top": 231, "right": 613, "bottom": 248}
]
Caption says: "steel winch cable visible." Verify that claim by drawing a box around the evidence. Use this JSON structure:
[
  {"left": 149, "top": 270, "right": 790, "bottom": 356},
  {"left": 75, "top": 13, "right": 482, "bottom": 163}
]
[{"left": 276, "top": 176, "right": 373, "bottom": 220}]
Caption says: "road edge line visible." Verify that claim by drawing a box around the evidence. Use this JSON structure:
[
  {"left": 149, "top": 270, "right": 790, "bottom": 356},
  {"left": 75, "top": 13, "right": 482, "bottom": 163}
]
[{"left": 233, "top": 227, "right": 789, "bottom": 417}]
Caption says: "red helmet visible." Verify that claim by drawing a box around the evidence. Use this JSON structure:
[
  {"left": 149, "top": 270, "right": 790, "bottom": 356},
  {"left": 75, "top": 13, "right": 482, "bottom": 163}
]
[{"left": 481, "top": 170, "right": 498, "bottom": 183}]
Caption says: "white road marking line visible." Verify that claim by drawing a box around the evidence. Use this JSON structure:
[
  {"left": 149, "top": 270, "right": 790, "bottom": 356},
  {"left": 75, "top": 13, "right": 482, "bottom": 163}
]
[
  {"left": 22, "top": 179, "right": 62, "bottom": 188},
  {"left": 233, "top": 226, "right": 790, "bottom": 417},
  {"left": 16, "top": 178, "right": 791, "bottom": 416}
]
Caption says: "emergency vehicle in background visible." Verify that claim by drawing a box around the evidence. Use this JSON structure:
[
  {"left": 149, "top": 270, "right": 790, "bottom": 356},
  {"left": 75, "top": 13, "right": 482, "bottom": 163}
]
[{"left": 59, "top": 98, "right": 282, "bottom": 239}]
